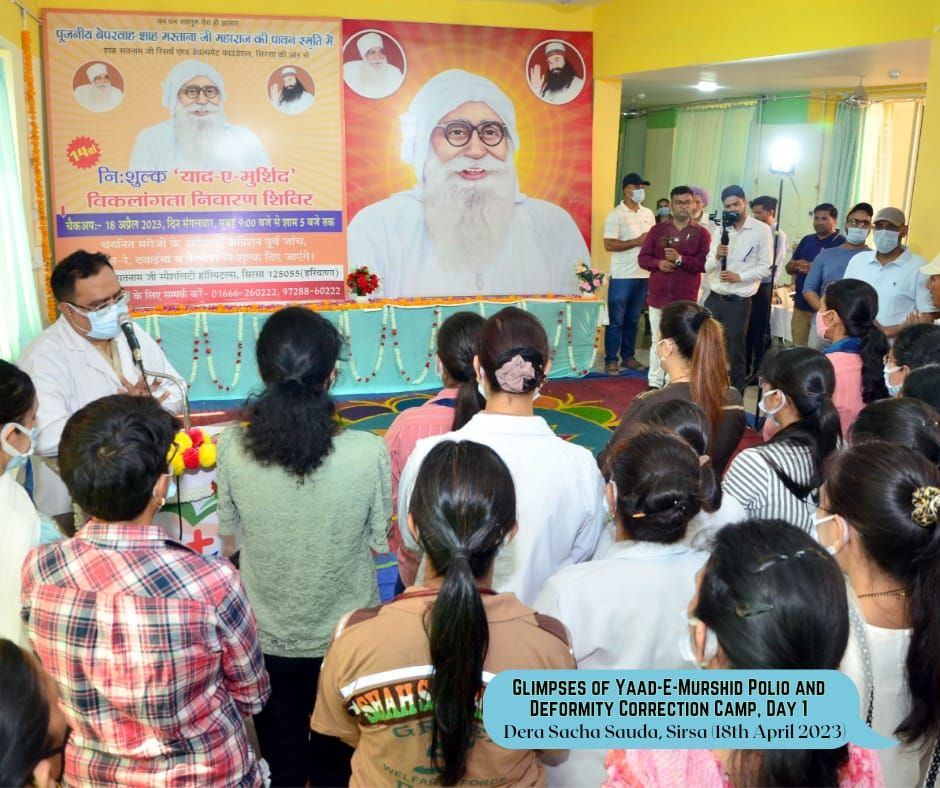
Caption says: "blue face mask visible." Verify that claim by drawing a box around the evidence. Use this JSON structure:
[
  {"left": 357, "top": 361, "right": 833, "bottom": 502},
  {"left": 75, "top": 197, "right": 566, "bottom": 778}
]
[
  {"left": 2, "top": 423, "right": 37, "bottom": 474},
  {"left": 657, "top": 206, "right": 671, "bottom": 217},
  {"left": 845, "top": 227, "right": 869, "bottom": 245},
  {"left": 80, "top": 297, "right": 130, "bottom": 341},
  {"left": 874, "top": 229, "right": 900, "bottom": 255},
  {"left": 165, "top": 476, "right": 178, "bottom": 501},
  {"left": 884, "top": 365, "right": 903, "bottom": 397}
]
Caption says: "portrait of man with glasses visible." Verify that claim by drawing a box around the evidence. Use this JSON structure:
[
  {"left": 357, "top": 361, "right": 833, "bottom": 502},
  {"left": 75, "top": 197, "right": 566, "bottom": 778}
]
[
  {"left": 18, "top": 250, "right": 182, "bottom": 521},
  {"left": 347, "top": 68, "right": 590, "bottom": 298},
  {"left": 129, "top": 59, "right": 271, "bottom": 172}
]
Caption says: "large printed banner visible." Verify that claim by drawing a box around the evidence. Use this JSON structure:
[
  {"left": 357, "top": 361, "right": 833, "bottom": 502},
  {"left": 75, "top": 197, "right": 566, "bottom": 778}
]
[
  {"left": 44, "top": 11, "right": 592, "bottom": 306},
  {"left": 44, "top": 10, "right": 346, "bottom": 308}
]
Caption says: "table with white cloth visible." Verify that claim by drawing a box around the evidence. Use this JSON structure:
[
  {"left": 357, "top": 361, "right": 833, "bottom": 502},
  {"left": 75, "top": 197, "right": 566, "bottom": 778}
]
[{"left": 770, "top": 287, "right": 794, "bottom": 343}]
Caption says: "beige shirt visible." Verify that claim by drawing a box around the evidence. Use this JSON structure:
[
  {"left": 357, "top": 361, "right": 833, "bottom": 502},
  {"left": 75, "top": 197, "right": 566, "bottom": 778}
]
[{"left": 313, "top": 590, "right": 576, "bottom": 787}]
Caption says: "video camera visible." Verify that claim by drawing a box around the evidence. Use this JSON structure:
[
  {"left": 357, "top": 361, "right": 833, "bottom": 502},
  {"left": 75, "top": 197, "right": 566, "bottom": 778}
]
[{"left": 707, "top": 209, "right": 741, "bottom": 227}]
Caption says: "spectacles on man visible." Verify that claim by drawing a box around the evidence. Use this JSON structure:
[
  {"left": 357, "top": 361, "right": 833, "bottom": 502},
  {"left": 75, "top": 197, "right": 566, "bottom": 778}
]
[
  {"left": 846, "top": 218, "right": 872, "bottom": 228},
  {"left": 672, "top": 199, "right": 694, "bottom": 207},
  {"left": 434, "top": 121, "right": 507, "bottom": 148},
  {"left": 64, "top": 290, "right": 128, "bottom": 315},
  {"left": 180, "top": 85, "right": 220, "bottom": 100}
]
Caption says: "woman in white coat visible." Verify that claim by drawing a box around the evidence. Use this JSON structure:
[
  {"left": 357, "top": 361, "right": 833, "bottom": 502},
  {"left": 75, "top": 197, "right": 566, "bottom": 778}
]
[{"left": 0, "top": 361, "right": 42, "bottom": 647}]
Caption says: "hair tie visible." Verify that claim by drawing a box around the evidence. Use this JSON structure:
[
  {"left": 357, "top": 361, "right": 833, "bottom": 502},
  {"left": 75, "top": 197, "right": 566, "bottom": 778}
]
[
  {"left": 450, "top": 546, "right": 471, "bottom": 561},
  {"left": 691, "top": 310, "right": 711, "bottom": 331},
  {"left": 494, "top": 354, "right": 536, "bottom": 393},
  {"left": 912, "top": 486, "right": 940, "bottom": 528}
]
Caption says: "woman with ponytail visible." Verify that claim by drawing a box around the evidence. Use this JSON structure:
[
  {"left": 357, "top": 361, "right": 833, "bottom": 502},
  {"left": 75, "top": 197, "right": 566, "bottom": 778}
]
[
  {"left": 723, "top": 347, "right": 840, "bottom": 530},
  {"left": 816, "top": 278, "right": 888, "bottom": 431},
  {"left": 216, "top": 307, "right": 392, "bottom": 786},
  {"left": 313, "top": 440, "right": 576, "bottom": 787},
  {"left": 601, "top": 300, "right": 745, "bottom": 475},
  {"left": 385, "top": 311, "right": 484, "bottom": 587},
  {"left": 605, "top": 520, "right": 882, "bottom": 787},
  {"left": 535, "top": 428, "right": 710, "bottom": 786},
  {"left": 819, "top": 443, "right": 940, "bottom": 785}
]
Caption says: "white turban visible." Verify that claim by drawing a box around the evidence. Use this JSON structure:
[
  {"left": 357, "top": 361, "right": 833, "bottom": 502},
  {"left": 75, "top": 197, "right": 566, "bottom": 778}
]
[
  {"left": 356, "top": 32, "right": 383, "bottom": 58},
  {"left": 86, "top": 63, "right": 108, "bottom": 81},
  {"left": 545, "top": 40, "right": 566, "bottom": 56},
  {"left": 399, "top": 69, "right": 520, "bottom": 184},
  {"left": 161, "top": 59, "right": 226, "bottom": 113},
  {"left": 281, "top": 67, "right": 297, "bottom": 76}
]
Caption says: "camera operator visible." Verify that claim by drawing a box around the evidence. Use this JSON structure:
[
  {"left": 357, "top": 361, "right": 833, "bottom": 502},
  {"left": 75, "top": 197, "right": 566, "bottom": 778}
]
[
  {"left": 638, "top": 185, "right": 712, "bottom": 389},
  {"left": 703, "top": 185, "right": 772, "bottom": 392}
]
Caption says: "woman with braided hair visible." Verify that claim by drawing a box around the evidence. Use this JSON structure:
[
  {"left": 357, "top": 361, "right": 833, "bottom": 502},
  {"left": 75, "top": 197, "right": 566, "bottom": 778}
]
[
  {"left": 819, "top": 442, "right": 940, "bottom": 786},
  {"left": 722, "top": 346, "right": 840, "bottom": 531}
]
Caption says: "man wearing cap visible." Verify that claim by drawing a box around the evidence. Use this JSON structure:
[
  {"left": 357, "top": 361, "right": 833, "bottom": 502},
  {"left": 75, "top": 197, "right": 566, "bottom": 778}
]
[
  {"left": 128, "top": 59, "right": 271, "bottom": 172},
  {"left": 343, "top": 32, "right": 404, "bottom": 100},
  {"left": 921, "top": 254, "right": 940, "bottom": 312},
  {"left": 842, "top": 207, "right": 937, "bottom": 338},
  {"left": 703, "top": 185, "right": 772, "bottom": 392},
  {"left": 270, "top": 66, "right": 314, "bottom": 114},
  {"left": 529, "top": 40, "right": 584, "bottom": 105},
  {"left": 603, "top": 173, "right": 655, "bottom": 375},
  {"left": 347, "top": 69, "right": 589, "bottom": 298},
  {"left": 74, "top": 63, "right": 123, "bottom": 113}
]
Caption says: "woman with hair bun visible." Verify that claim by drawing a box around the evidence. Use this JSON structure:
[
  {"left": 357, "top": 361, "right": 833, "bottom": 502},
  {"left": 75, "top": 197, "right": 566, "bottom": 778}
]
[
  {"left": 535, "top": 428, "right": 709, "bottom": 786},
  {"left": 723, "top": 346, "right": 840, "bottom": 531},
  {"left": 819, "top": 442, "right": 940, "bottom": 785},
  {"left": 313, "top": 440, "right": 576, "bottom": 787},
  {"left": 601, "top": 300, "right": 745, "bottom": 475},
  {"left": 816, "top": 278, "right": 889, "bottom": 432},
  {"left": 385, "top": 311, "right": 484, "bottom": 587},
  {"left": 604, "top": 520, "right": 882, "bottom": 787},
  {"left": 850, "top": 398, "right": 940, "bottom": 467},
  {"left": 398, "top": 306, "right": 607, "bottom": 606},
  {"left": 216, "top": 306, "right": 392, "bottom": 786}
]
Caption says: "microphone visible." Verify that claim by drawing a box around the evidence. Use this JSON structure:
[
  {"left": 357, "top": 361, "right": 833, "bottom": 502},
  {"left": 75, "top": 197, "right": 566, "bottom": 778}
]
[
  {"left": 118, "top": 314, "right": 145, "bottom": 374},
  {"left": 719, "top": 226, "right": 730, "bottom": 272}
]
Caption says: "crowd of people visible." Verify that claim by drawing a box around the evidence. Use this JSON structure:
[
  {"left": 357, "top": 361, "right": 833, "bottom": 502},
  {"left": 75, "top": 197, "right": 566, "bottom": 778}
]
[{"left": 2, "top": 213, "right": 940, "bottom": 787}]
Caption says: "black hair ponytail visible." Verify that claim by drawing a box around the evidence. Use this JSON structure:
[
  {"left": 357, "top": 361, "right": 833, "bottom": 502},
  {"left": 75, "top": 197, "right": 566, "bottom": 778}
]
[
  {"left": 824, "top": 278, "right": 888, "bottom": 402},
  {"left": 436, "top": 312, "right": 485, "bottom": 431}
]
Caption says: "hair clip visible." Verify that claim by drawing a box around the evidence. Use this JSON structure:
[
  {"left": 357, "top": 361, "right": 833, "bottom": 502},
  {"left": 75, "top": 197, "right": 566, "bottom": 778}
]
[
  {"left": 735, "top": 602, "right": 775, "bottom": 618},
  {"left": 631, "top": 512, "right": 647, "bottom": 519},
  {"left": 752, "top": 548, "right": 828, "bottom": 574},
  {"left": 912, "top": 485, "right": 940, "bottom": 528}
]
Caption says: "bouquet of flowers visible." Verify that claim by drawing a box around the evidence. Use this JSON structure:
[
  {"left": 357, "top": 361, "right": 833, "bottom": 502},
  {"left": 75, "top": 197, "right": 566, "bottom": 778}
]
[
  {"left": 167, "top": 428, "right": 218, "bottom": 476},
  {"left": 575, "top": 262, "right": 605, "bottom": 295},
  {"left": 346, "top": 266, "right": 380, "bottom": 297}
]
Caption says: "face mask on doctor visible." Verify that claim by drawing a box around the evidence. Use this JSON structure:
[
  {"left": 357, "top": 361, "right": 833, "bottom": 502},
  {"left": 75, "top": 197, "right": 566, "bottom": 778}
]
[{"left": 67, "top": 294, "right": 130, "bottom": 341}]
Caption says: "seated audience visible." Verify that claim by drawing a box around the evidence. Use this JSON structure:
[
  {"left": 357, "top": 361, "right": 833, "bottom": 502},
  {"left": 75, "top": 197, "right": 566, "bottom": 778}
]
[
  {"left": 816, "top": 278, "right": 889, "bottom": 432},
  {"left": 398, "top": 306, "right": 607, "bottom": 606},
  {"left": 850, "top": 398, "right": 940, "bottom": 467},
  {"left": 384, "top": 311, "right": 484, "bottom": 587},
  {"left": 0, "top": 361, "right": 41, "bottom": 646},
  {"left": 723, "top": 347, "right": 840, "bottom": 530},
  {"left": 0, "top": 638, "right": 70, "bottom": 788},
  {"left": 601, "top": 301, "right": 745, "bottom": 475},
  {"left": 535, "top": 428, "right": 709, "bottom": 786},
  {"left": 17, "top": 250, "right": 183, "bottom": 519},
  {"left": 604, "top": 520, "right": 882, "bottom": 787},
  {"left": 903, "top": 364, "right": 940, "bottom": 412},
  {"left": 21, "top": 395, "right": 270, "bottom": 786},
  {"left": 313, "top": 440, "right": 576, "bottom": 787},
  {"left": 884, "top": 323, "right": 940, "bottom": 396},
  {"left": 216, "top": 306, "right": 391, "bottom": 786},
  {"left": 820, "top": 443, "right": 940, "bottom": 785}
]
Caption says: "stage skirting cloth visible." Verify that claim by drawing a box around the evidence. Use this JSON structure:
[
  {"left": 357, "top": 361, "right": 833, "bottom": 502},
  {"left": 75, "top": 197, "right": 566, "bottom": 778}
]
[{"left": 136, "top": 298, "right": 607, "bottom": 403}]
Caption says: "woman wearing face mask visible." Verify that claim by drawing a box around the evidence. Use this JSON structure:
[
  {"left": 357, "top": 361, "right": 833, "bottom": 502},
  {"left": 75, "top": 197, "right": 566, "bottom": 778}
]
[
  {"left": 398, "top": 306, "right": 607, "bottom": 606},
  {"left": 850, "top": 398, "right": 940, "bottom": 467},
  {"left": 384, "top": 311, "right": 485, "bottom": 588},
  {"left": 818, "top": 443, "right": 940, "bottom": 785},
  {"left": 0, "top": 639, "right": 71, "bottom": 788},
  {"left": 604, "top": 520, "right": 882, "bottom": 787},
  {"left": 600, "top": 300, "right": 745, "bottom": 475},
  {"left": 883, "top": 323, "right": 940, "bottom": 397},
  {"left": 723, "top": 347, "right": 840, "bottom": 531},
  {"left": 535, "top": 428, "right": 709, "bottom": 786},
  {"left": 815, "top": 278, "right": 888, "bottom": 433},
  {"left": 0, "top": 360, "right": 42, "bottom": 647}
]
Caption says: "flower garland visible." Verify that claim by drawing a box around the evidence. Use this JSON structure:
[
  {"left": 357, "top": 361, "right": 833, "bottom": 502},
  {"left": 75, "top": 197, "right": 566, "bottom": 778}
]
[
  {"left": 389, "top": 306, "right": 440, "bottom": 385},
  {"left": 339, "top": 306, "right": 388, "bottom": 383},
  {"left": 201, "top": 313, "right": 244, "bottom": 392},
  {"left": 565, "top": 302, "right": 601, "bottom": 376},
  {"left": 21, "top": 29, "right": 55, "bottom": 322}
]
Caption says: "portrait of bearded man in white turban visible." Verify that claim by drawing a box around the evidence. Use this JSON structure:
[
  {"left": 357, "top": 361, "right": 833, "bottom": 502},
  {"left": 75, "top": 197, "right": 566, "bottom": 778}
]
[
  {"left": 128, "top": 59, "right": 271, "bottom": 172},
  {"left": 342, "top": 31, "right": 405, "bottom": 100},
  {"left": 73, "top": 63, "right": 124, "bottom": 113},
  {"left": 347, "top": 69, "right": 587, "bottom": 298}
]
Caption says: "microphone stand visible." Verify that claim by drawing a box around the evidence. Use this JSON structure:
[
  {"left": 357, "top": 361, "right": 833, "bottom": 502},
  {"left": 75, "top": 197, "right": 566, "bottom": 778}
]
[{"left": 144, "top": 368, "right": 192, "bottom": 431}]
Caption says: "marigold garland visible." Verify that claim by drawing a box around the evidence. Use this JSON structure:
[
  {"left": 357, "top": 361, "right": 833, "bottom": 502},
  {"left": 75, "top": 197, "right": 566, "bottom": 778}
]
[{"left": 21, "top": 29, "right": 55, "bottom": 323}]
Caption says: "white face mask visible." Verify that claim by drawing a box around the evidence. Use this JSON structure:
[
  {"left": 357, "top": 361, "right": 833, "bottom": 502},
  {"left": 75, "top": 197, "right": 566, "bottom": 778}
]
[
  {"left": 758, "top": 389, "right": 786, "bottom": 423},
  {"left": 632, "top": 188, "right": 646, "bottom": 204},
  {"left": 1, "top": 422, "right": 37, "bottom": 473},
  {"left": 873, "top": 229, "right": 900, "bottom": 254},
  {"left": 677, "top": 613, "right": 718, "bottom": 669},
  {"left": 883, "top": 365, "right": 902, "bottom": 397},
  {"left": 812, "top": 512, "right": 841, "bottom": 556}
]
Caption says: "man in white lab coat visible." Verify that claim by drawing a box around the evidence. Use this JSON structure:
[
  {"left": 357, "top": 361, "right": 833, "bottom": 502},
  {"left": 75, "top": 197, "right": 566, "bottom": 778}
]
[
  {"left": 18, "top": 251, "right": 183, "bottom": 517},
  {"left": 347, "top": 69, "right": 588, "bottom": 298}
]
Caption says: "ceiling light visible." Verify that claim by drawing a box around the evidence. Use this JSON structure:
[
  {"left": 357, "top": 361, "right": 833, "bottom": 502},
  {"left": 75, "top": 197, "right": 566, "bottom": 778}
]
[{"left": 695, "top": 80, "right": 719, "bottom": 93}]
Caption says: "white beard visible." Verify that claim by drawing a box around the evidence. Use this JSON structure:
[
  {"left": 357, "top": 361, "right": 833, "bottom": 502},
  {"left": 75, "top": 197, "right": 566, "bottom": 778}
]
[
  {"left": 87, "top": 85, "right": 114, "bottom": 108},
  {"left": 422, "top": 152, "right": 516, "bottom": 271},
  {"left": 173, "top": 102, "right": 227, "bottom": 166},
  {"left": 359, "top": 60, "right": 391, "bottom": 92}
]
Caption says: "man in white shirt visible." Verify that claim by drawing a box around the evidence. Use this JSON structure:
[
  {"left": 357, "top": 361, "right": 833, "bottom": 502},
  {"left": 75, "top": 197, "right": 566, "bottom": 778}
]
[
  {"left": 129, "top": 59, "right": 271, "bottom": 172},
  {"left": 843, "top": 207, "right": 938, "bottom": 338},
  {"left": 704, "top": 185, "right": 772, "bottom": 391},
  {"left": 73, "top": 63, "right": 123, "bottom": 113},
  {"left": 270, "top": 66, "right": 314, "bottom": 115},
  {"left": 347, "top": 69, "right": 589, "bottom": 298},
  {"left": 746, "top": 195, "right": 788, "bottom": 376},
  {"left": 18, "top": 251, "right": 183, "bottom": 518},
  {"left": 528, "top": 40, "right": 584, "bottom": 105},
  {"left": 603, "top": 172, "right": 655, "bottom": 375},
  {"left": 921, "top": 253, "right": 940, "bottom": 311},
  {"left": 342, "top": 31, "right": 404, "bottom": 100}
]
